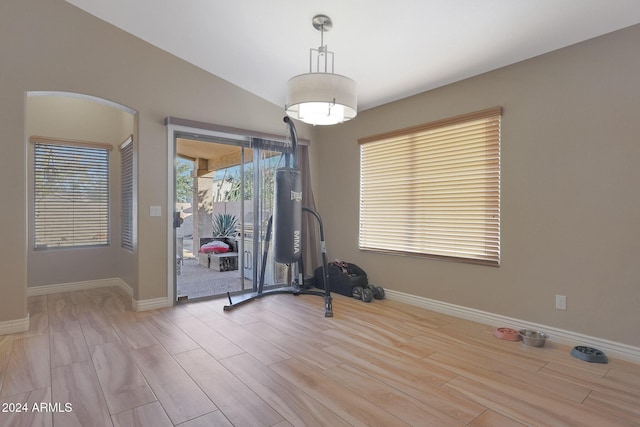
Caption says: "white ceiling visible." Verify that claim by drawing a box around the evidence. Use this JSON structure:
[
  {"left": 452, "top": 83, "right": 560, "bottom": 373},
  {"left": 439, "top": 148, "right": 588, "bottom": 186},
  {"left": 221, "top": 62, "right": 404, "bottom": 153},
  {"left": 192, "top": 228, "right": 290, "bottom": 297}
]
[{"left": 66, "top": 0, "right": 640, "bottom": 112}]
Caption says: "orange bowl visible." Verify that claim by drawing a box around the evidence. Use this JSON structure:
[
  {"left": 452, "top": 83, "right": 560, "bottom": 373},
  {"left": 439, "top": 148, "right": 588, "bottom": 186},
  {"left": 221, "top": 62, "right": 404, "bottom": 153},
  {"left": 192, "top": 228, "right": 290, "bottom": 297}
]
[{"left": 493, "top": 327, "right": 522, "bottom": 341}]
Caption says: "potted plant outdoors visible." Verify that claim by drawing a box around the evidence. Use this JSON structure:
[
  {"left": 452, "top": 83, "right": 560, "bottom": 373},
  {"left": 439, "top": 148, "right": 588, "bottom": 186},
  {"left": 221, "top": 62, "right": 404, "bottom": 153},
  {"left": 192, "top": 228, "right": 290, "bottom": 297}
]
[{"left": 212, "top": 213, "right": 238, "bottom": 251}]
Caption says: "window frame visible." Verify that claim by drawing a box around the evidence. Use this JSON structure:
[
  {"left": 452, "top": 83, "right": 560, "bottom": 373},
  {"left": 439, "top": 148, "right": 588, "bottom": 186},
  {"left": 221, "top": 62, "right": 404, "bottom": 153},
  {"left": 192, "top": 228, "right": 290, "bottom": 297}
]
[
  {"left": 358, "top": 107, "right": 502, "bottom": 266},
  {"left": 31, "top": 136, "right": 112, "bottom": 250},
  {"left": 120, "top": 135, "right": 134, "bottom": 251}
]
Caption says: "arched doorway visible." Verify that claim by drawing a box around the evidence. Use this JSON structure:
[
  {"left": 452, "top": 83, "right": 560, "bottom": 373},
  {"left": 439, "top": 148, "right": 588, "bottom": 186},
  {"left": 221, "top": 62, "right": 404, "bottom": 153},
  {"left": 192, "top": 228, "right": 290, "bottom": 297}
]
[{"left": 26, "top": 91, "right": 137, "bottom": 291}]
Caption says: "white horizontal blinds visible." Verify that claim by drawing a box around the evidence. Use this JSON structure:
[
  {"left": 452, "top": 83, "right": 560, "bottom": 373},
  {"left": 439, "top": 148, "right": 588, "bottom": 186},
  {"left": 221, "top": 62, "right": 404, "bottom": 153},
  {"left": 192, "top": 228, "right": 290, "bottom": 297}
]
[
  {"left": 359, "top": 107, "right": 501, "bottom": 266},
  {"left": 120, "top": 136, "right": 134, "bottom": 250},
  {"left": 33, "top": 138, "right": 111, "bottom": 249}
]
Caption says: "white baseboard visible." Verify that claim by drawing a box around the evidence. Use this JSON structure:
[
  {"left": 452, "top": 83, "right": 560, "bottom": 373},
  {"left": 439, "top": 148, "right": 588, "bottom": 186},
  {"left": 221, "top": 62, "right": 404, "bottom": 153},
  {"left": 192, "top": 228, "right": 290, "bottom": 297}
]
[
  {"left": 26, "top": 277, "right": 171, "bottom": 313},
  {"left": 132, "top": 297, "right": 172, "bottom": 312},
  {"left": 25, "top": 277, "right": 173, "bottom": 312},
  {"left": 118, "top": 280, "right": 134, "bottom": 297},
  {"left": 27, "top": 278, "right": 131, "bottom": 297},
  {"left": 0, "top": 314, "right": 30, "bottom": 335},
  {"left": 385, "top": 289, "right": 640, "bottom": 364}
]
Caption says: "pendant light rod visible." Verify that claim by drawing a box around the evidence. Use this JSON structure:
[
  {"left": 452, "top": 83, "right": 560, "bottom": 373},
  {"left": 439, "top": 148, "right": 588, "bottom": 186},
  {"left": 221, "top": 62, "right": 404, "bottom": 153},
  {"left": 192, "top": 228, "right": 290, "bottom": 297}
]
[{"left": 311, "top": 15, "right": 333, "bottom": 74}]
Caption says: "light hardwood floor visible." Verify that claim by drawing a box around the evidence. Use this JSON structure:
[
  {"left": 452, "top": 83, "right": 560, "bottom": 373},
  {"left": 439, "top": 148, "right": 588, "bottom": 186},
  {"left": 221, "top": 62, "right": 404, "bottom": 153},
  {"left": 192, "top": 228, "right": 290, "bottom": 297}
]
[{"left": 0, "top": 286, "right": 638, "bottom": 426}]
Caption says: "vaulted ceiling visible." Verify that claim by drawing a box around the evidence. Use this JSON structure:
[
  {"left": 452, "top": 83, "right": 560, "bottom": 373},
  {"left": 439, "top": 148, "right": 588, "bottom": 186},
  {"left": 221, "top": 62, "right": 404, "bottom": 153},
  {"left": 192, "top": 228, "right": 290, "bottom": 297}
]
[{"left": 66, "top": 0, "right": 640, "bottom": 112}]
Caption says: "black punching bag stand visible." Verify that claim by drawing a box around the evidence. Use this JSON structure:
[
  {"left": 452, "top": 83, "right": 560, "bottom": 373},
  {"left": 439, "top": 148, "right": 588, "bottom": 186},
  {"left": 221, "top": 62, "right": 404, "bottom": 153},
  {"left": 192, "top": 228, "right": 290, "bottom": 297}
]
[{"left": 224, "top": 117, "right": 333, "bottom": 317}]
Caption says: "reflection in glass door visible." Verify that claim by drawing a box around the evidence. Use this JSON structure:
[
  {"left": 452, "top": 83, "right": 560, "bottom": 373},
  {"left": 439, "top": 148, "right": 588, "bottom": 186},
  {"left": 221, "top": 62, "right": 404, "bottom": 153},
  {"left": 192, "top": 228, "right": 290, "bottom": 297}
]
[{"left": 244, "top": 148, "right": 286, "bottom": 292}]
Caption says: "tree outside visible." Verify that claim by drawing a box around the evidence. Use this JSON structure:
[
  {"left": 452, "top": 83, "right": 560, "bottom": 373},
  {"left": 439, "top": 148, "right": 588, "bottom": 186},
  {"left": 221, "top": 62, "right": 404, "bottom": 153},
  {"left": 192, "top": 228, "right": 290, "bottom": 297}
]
[{"left": 176, "top": 158, "right": 194, "bottom": 203}]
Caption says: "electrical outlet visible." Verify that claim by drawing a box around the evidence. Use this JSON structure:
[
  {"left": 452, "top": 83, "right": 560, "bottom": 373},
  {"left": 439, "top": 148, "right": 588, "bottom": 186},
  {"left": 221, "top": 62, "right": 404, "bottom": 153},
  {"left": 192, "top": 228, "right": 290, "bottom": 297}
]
[{"left": 556, "top": 294, "right": 567, "bottom": 310}]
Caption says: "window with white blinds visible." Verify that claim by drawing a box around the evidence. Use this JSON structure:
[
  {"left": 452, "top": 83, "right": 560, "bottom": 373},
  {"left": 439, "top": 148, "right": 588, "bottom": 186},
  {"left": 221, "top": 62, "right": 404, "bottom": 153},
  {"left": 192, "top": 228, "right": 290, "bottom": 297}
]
[
  {"left": 120, "top": 136, "right": 134, "bottom": 251},
  {"left": 358, "top": 107, "right": 501, "bottom": 266},
  {"left": 32, "top": 138, "right": 111, "bottom": 249}
]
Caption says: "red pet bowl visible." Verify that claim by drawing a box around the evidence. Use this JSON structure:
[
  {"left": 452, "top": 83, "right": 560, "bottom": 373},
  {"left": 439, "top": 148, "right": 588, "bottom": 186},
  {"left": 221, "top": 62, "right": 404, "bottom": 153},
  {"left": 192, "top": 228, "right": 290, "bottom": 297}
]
[{"left": 493, "top": 327, "right": 522, "bottom": 341}]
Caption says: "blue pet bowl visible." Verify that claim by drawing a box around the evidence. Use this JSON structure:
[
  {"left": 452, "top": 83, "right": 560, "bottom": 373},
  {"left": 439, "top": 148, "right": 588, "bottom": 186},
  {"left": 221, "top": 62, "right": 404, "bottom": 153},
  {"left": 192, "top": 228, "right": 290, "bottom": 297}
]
[{"left": 571, "top": 346, "right": 608, "bottom": 364}]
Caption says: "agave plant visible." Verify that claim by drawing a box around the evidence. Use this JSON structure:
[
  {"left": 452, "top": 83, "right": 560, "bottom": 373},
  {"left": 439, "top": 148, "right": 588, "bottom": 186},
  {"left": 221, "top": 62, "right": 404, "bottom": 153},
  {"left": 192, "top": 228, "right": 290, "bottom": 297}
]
[{"left": 212, "top": 213, "right": 238, "bottom": 237}]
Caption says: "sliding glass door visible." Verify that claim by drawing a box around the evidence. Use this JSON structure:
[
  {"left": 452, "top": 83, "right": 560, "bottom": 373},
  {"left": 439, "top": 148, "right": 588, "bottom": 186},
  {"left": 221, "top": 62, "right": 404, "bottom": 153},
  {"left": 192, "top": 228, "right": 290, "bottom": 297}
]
[{"left": 173, "top": 134, "right": 287, "bottom": 302}]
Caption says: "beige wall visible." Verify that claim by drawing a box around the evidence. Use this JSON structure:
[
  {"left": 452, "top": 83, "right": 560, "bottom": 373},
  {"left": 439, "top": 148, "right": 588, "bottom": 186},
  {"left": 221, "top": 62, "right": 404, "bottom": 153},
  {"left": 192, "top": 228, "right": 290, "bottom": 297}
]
[
  {"left": 0, "top": 0, "right": 310, "bottom": 322},
  {"left": 314, "top": 24, "right": 640, "bottom": 347},
  {"left": 26, "top": 95, "right": 134, "bottom": 287}
]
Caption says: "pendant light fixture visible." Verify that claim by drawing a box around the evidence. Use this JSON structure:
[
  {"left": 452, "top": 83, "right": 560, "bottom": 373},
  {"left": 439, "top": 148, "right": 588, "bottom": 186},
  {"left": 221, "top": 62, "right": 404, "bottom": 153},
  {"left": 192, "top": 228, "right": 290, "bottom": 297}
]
[{"left": 285, "top": 15, "right": 357, "bottom": 126}]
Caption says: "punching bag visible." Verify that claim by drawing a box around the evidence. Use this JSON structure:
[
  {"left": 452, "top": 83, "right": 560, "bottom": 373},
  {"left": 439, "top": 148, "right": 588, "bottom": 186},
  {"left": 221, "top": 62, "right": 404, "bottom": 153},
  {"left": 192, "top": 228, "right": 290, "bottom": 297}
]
[
  {"left": 273, "top": 167, "right": 302, "bottom": 263},
  {"left": 273, "top": 116, "right": 302, "bottom": 264}
]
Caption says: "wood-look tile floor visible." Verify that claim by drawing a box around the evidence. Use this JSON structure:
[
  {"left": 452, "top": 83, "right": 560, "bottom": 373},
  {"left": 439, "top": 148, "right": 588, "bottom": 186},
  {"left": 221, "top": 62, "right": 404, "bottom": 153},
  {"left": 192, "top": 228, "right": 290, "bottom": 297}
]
[{"left": 0, "top": 286, "right": 638, "bottom": 426}]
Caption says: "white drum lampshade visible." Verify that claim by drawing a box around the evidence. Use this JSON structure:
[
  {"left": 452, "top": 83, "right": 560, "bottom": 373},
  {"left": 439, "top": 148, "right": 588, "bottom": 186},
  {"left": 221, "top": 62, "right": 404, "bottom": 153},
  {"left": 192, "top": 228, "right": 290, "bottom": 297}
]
[{"left": 286, "top": 73, "right": 357, "bottom": 125}]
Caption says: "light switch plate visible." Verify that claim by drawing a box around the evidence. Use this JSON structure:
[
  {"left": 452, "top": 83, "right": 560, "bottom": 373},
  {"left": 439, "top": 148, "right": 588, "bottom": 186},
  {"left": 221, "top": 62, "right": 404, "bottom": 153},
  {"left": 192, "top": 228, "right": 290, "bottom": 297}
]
[{"left": 149, "top": 206, "right": 161, "bottom": 217}]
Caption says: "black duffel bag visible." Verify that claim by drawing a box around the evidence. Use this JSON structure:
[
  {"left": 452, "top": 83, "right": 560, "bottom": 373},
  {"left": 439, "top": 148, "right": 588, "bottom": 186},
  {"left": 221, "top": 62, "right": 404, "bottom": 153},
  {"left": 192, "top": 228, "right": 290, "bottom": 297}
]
[{"left": 314, "top": 261, "right": 368, "bottom": 297}]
